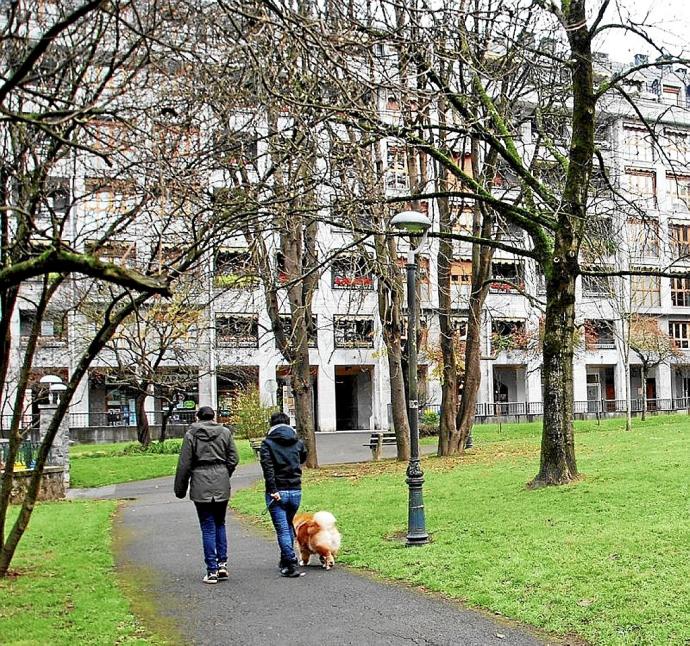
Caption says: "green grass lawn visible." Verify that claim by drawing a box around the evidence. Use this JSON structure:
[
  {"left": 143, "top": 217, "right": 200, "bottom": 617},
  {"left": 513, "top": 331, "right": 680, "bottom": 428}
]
[
  {"left": 0, "top": 500, "right": 162, "bottom": 645},
  {"left": 71, "top": 438, "right": 256, "bottom": 489},
  {"left": 233, "top": 414, "right": 690, "bottom": 645}
]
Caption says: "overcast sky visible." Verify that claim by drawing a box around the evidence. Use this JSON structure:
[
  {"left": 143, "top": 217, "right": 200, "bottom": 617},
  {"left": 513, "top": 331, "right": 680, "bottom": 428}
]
[{"left": 596, "top": 0, "right": 690, "bottom": 61}]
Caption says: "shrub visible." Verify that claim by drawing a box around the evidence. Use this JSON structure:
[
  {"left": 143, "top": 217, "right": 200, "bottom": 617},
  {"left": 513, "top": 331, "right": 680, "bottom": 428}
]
[
  {"left": 121, "top": 439, "right": 183, "bottom": 455},
  {"left": 229, "top": 386, "right": 278, "bottom": 439},
  {"left": 420, "top": 409, "right": 440, "bottom": 437}
]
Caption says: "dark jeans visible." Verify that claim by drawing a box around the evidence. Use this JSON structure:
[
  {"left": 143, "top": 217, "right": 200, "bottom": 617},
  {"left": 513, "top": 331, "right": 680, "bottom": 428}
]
[
  {"left": 194, "top": 500, "right": 228, "bottom": 573},
  {"left": 265, "top": 489, "right": 301, "bottom": 568}
]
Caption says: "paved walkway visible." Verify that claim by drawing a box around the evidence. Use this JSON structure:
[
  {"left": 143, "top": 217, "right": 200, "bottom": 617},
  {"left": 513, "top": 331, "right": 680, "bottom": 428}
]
[{"left": 70, "top": 433, "right": 551, "bottom": 646}]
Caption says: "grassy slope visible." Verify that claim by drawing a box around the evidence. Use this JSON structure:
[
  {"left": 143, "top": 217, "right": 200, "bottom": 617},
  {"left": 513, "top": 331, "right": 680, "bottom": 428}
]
[
  {"left": 0, "top": 501, "right": 157, "bottom": 645},
  {"left": 233, "top": 415, "right": 690, "bottom": 645},
  {"left": 70, "top": 439, "right": 256, "bottom": 488}
]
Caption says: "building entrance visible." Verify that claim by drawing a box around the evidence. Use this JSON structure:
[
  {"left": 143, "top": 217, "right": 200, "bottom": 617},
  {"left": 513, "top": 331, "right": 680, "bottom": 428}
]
[{"left": 335, "top": 365, "right": 373, "bottom": 430}]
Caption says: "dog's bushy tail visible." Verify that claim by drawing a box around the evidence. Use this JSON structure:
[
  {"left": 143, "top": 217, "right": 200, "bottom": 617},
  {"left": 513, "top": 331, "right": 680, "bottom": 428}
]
[{"left": 313, "top": 511, "right": 337, "bottom": 529}]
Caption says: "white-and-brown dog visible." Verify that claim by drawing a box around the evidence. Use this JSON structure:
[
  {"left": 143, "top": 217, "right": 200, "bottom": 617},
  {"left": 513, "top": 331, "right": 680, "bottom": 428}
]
[{"left": 293, "top": 511, "right": 341, "bottom": 570}]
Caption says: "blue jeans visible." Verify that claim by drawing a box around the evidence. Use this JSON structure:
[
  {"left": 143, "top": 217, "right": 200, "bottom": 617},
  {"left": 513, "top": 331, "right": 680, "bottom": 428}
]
[
  {"left": 194, "top": 500, "right": 228, "bottom": 573},
  {"left": 265, "top": 490, "right": 301, "bottom": 568}
]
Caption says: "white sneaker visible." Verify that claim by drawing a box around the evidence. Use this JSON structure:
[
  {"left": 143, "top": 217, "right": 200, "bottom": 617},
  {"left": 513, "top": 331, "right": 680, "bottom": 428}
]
[{"left": 203, "top": 572, "right": 218, "bottom": 584}]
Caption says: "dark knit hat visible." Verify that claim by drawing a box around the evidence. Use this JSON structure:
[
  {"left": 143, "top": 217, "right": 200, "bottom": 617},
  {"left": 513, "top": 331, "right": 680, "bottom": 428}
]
[{"left": 196, "top": 406, "right": 215, "bottom": 420}]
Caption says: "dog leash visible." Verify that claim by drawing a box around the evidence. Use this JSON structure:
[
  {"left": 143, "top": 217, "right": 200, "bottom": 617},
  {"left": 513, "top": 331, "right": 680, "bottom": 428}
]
[{"left": 261, "top": 497, "right": 277, "bottom": 516}]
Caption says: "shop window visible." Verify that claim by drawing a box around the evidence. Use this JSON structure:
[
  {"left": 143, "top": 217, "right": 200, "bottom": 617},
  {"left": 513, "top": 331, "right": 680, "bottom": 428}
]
[
  {"left": 334, "top": 316, "right": 374, "bottom": 348},
  {"left": 216, "top": 315, "right": 258, "bottom": 347}
]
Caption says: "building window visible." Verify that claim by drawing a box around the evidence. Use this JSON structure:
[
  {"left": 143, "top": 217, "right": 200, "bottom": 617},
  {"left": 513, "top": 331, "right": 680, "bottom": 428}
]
[
  {"left": 582, "top": 271, "right": 611, "bottom": 297},
  {"left": 450, "top": 259, "right": 472, "bottom": 285},
  {"left": 627, "top": 217, "right": 659, "bottom": 257},
  {"left": 670, "top": 222, "right": 690, "bottom": 260},
  {"left": 40, "top": 180, "right": 70, "bottom": 218},
  {"left": 666, "top": 129, "right": 690, "bottom": 162},
  {"left": 86, "top": 240, "right": 137, "bottom": 266},
  {"left": 214, "top": 249, "right": 257, "bottom": 288},
  {"left": 331, "top": 255, "right": 374, "bottom": 289},
  {"left": 662, "top": 85, "right": 681, "bottom": 106},
  {"left": 490, "top": 261, "right": 524, "bottom": 292},
  {"left": 584, "top": 319, "right": 615, "bottom": 349},
  {"left": 19, "top": 310, "right": 67, "bottom": 341},
  {"left": 216, "top": 315, "right": 258, "bottom": 347},
  {"left": 583, "top": 216, "right": 616, "bottom": 257},
  {"left": 277, "top": 315, "right": 318, "bottom": 348},
  {"left": 396, "top": 255, "right": 430, "bottom": 284},
  {"left": 667, "top": 175, "right": 690, "bottom": 209},
  {"left": 212, "top": 128, "right": 257, "bottom": 168},
  {"left": 669, "top": 321, "right": 690, "bottom": 349},
  {"left": 623, "top": 124, "right": 654, "bottom": 162},
  {"left": 631, "top": 273, "right": 661, "bottom": 307},
  {"left": 671, "top": 277, "right": 690, "bottom": 307},
  {"left": 625, "top": 169, "right": 657, "bottom": 208},
  {"left": 386, "top": 144, "right": 408, "bottom": 190},
  {"left": 491, "top": 319, "right": 528, "bottom": 353},
  {"left": 333, "top": 316, "right": 374, "bottom": 348}
]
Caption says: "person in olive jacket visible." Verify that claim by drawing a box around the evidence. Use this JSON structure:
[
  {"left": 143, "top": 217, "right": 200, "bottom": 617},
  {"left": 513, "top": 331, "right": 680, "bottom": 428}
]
[
  {"left": 259, "top": 411, "right": 308, "bottom": 578},
  {"left": 174, "top": 406, "right": 239, "bottom": 584}
]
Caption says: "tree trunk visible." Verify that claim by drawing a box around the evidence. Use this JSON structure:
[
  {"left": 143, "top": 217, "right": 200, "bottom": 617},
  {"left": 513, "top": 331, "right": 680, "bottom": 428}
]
[
  {"left": 387, "top": 340, "right": 411, "bottom": 461},
  {"left": 436, "top": 189, "right": 460, "bottom": 455},
  {"left": 530, "top": 267, "right": 578, "bottom": 487},
  {"left": 135, "top": 391, "right": 150, "bottom": 447},
  {"left": 159, "top": 400, "right": 176, "bottom": 442},
  {"left": 292, "top": 350, "right": 317, "bottom": 468},
  {"left": 640, "top": 364, "right": 647, "bottom": 422},
  {"left": 377, "top": 234, "right": 411, "bottom": 461}
]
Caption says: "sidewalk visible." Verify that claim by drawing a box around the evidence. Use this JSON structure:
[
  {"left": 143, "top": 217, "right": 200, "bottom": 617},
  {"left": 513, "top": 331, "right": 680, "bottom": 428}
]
[{"left": 72, "top": 434, "right": 551, "bottom": 645}]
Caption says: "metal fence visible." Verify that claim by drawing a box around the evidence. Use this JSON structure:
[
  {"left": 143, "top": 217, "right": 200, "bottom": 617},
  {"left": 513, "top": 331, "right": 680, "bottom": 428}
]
[
  {"left": 68, "top": 410, "right": 197, "bottom": 428},
  {"left": 0, "top": 415, "right": 40, "bottom": 440},
  {"left": 0, "top": 440, "right": 59, "bottom": 468},
  {"left": 420, "top": 397, "right": 690, "bottom": 420}
]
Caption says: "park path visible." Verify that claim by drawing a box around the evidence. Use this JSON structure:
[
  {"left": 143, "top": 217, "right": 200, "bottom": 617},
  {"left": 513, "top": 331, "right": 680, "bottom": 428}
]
[{"left": 70, "top": 432, "right": 552, "bottom": 646}]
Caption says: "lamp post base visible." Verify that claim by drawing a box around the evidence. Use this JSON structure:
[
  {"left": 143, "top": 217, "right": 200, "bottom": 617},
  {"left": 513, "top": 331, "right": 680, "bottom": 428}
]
[{"left": 406, "top": 459, "right": 429, "bottom": 546}]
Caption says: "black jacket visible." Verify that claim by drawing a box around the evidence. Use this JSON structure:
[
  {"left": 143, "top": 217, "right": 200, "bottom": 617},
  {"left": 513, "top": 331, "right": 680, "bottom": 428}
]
[
  {"left": 174, "top": 420, "right": 239, "bottom": 502},
  {"left": 259, "top": 424, "right": 307, "bottom": 494}
]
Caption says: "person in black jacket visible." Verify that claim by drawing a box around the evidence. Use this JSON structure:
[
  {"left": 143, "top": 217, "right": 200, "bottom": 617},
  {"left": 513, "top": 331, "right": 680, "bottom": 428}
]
[
  {"left": 174, "top": 406, "right": 239, "bottom": 584},
  {"left": 259, "top": 411, "right": 308, "bottom": 577}
]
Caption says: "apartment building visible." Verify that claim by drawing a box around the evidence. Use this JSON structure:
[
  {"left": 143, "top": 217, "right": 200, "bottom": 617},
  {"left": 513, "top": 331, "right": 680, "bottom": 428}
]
[{"left": 6, "top": 49, "right": 690, "bottom": 436}]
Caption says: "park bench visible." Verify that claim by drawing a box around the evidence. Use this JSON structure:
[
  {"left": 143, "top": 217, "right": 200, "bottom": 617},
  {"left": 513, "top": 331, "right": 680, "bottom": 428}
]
[
  {"left": 249, "top": 438, "right": 263, "bottom": 459},
  {"left": 363, "top": 431, "right": 396, "bottom": 461}
]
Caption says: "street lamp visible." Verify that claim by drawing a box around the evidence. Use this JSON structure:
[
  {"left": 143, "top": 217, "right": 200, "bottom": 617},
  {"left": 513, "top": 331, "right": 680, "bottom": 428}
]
[
  {"left": 39, "top": 374, "right": 64, "bottom": 404},
  {"left": 391, "top": 209, "right": 431, "bottom": 546}
]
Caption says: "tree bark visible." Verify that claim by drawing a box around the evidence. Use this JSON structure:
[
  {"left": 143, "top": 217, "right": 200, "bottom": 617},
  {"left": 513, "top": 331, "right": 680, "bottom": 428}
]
[
  {"left": 135, "top": 391, "right": 150, "bottom": 447},
  {"left": 530, "top": 261, "right": 578, "bottom": 487},
  {"left": 640, "top": 364, "right": 647, "bottom": 422}
]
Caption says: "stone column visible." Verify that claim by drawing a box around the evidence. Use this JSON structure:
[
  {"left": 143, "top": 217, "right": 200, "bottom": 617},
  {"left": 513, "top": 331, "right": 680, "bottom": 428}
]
[{"left": 38, "top": 403, "right": 70, "bottom": 489}]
